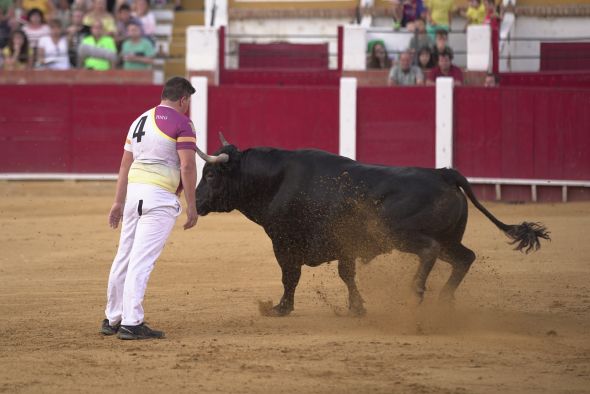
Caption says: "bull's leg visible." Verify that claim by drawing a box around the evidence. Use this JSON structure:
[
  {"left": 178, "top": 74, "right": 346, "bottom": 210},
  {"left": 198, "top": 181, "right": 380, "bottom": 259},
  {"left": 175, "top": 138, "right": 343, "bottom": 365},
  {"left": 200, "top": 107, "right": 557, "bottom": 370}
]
[
  {"left": 338, "top": 258, "right": 366, "bottom": 316},
  {"left": 273, "top": 262, "right": 302, "bottom": 316},
  {"left": 439, "top": 244, "right": 476, "bottom": 303},
  {"left": 410, "top": 238, "right": 441, "bottom": 303}
]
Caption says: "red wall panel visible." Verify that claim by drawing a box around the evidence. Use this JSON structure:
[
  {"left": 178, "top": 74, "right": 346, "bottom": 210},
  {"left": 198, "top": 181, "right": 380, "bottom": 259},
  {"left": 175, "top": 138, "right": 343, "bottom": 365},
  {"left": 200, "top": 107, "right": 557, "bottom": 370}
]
[
  {"left": 356, "top": 87, "right": 435, "bottom": 168},
  {"left": 0, "top": 85, "right": 161, "bottom": 173},
  {"left": 454, "top": 87, "right": 590, "bottom": 181},
  {"left": 207, "top": 85, "right": 339, "bottom": 154}
]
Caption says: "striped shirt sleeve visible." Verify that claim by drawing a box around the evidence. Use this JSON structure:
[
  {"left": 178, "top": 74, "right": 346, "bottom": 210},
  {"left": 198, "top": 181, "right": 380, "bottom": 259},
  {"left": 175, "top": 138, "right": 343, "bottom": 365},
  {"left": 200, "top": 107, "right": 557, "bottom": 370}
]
[{"left": 176, "top": 119, "right": 197, "bottom": 151}]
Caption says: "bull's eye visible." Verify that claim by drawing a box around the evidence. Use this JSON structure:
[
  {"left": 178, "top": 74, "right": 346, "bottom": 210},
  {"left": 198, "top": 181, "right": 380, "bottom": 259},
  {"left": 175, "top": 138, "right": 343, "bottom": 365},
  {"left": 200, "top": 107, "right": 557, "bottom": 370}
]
[{"left": 205, "top": 172, "right": 215, "bottom": 182}]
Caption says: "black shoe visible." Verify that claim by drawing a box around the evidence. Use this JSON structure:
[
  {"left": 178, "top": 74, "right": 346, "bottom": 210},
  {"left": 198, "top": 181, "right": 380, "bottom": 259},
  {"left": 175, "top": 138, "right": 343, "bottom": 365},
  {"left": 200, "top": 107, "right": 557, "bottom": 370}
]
[
  {"left": 117, "top": 323, "right": 165, "bottom": 340},
  {"left": 100, "top": 319, "right": 120, "bottom": 336}
]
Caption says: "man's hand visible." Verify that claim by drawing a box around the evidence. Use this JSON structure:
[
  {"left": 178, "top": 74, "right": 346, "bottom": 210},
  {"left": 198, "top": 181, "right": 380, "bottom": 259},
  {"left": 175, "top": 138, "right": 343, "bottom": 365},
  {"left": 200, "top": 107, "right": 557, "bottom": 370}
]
[
  {"left": 109, "top": 202, "right": 123, "bottom": 229},
  {"left": 183, "top": 206, "right": 198, "bottom": 230}
]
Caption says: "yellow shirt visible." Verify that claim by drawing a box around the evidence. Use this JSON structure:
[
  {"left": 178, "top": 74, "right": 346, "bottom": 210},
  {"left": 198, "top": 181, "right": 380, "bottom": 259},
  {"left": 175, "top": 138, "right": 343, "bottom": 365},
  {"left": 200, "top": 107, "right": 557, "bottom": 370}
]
[
  {"left": 23, "top": 0, "right": 52, "bottom": 16},
  {"left": 466, "top": 2, "right": 486, "bottom": 25},
  {"left": 83, "top": 13, "right": 116, "bottom": 34},
  {"left": 427, "top": 0, "right": 455, "bottom": 26}
]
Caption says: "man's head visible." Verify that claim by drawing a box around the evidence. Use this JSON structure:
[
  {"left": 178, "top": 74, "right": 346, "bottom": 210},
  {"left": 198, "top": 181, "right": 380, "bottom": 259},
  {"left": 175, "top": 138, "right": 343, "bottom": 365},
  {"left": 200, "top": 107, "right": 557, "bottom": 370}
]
[
  {"left": 435, "top": 29, "right": 448, "bottom": 51},
  {"left": 117, "top": 4, "right": 132, "bottom": 22},
  {"left": 161, "top": 77, "right": 196, "bottom": 114},
  {"left": 438, "top": 47, "right": 453, "bottom": 73},
  {"left": 91, "top": 20, "right": 103, "bottom": 39},
  {"left": 414, "top": 18, "right": 425, "bottom": 33},
  {"left": 399, "top": 51, "right": 411, "bottom": 72},
  {"left": 484, "top": 72, "right": 497, "bottom": 87},
  {"left": 93, "top": 0, "right": 107, "bottom": 12},
  {"left": 126, "top": 21, "right": 141, "bottom": 40},
  {"left": 48, "top": 19, "right": 62, "bottom": 37}
]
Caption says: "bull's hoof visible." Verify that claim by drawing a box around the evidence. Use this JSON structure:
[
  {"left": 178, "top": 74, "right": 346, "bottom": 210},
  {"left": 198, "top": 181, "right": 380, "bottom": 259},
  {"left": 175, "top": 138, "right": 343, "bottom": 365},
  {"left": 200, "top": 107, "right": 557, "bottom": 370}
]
[
  {"left": 350, "top": 305, "right": 367, "bottom": 317},
  {"left": 257, "top": 300, "right": 292, "bottom": 317},
  {"left": 438, "top": 292, "right": 456, "bottom": 307}
]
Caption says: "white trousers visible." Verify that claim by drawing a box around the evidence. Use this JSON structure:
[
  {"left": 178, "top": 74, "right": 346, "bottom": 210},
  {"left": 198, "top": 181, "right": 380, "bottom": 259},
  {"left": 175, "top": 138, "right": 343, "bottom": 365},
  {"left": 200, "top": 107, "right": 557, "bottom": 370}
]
[{"left": 105, "top": 183, "right": 181, "bottom": 326}]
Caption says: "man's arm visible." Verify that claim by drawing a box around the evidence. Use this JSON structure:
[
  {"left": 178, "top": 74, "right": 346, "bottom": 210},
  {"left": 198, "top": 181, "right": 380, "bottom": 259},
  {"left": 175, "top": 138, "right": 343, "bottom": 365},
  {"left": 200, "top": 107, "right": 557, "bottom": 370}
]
[
  {"left": 109, "top": 150, "right": 134, "bottom": 229},
  {"left": 178, "top": 149, "right": 198, "bottom": 230}
]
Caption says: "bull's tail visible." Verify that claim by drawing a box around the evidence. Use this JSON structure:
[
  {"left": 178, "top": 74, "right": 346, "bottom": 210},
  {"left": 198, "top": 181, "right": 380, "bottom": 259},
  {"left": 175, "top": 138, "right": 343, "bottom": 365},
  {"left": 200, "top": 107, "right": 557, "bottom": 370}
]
[{"left": 443, "top": 169, "right": 551, "bottom": 253}]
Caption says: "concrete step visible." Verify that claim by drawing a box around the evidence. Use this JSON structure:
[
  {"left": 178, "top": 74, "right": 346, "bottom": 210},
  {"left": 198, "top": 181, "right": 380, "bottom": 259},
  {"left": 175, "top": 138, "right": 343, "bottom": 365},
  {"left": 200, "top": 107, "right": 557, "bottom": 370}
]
[
  {"left": 174, "top": 10, "right": 205, "bottom": 26},
  {"left": 180, "top": 0, "right": 204, "bottom": 10},
  {"left": 164, "top": 58, "right": 186, "bottom": 80}
]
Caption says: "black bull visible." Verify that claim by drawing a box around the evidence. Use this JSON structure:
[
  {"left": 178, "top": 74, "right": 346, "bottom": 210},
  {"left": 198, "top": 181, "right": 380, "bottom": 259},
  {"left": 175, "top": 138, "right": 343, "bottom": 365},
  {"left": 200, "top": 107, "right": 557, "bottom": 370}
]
[{"left": 195, "top": 138, "right": 550, "bottom": 316}]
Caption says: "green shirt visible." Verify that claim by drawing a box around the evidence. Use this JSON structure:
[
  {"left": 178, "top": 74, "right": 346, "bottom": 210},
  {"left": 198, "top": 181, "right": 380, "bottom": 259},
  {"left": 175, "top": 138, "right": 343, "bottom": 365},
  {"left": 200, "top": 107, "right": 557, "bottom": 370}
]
[
  {"left": 0, "top": 0, "right": 13, "bottom": 13},
  {"left": 82, "top": 35, "right": 117, "bottom": 71},
  {"left": 121, "top": 38, "right": 155, "bottom": 70}
]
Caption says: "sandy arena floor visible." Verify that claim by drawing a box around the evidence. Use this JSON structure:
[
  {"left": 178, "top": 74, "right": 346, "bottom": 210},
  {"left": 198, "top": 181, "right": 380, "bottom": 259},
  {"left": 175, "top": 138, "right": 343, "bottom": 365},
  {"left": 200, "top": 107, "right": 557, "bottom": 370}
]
[{"left": 0, "top": 181, "right": 589, "bottom": 394}]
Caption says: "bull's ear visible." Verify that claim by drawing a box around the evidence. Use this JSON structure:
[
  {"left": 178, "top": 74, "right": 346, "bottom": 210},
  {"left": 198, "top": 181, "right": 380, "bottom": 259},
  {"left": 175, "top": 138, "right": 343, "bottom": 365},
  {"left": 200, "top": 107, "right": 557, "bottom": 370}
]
[{"left": 219, "top": 132, "right": 230, "bottom": 147}]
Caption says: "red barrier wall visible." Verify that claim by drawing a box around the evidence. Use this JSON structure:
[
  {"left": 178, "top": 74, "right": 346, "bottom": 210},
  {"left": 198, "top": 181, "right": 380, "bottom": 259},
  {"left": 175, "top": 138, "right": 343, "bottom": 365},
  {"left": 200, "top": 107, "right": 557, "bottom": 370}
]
[
  {"left": 207, "top": 85, "right": 339, "bottom": 153},
  {"left": 454, "top": 87, "right": 590, "bottom": 201},
  {"left": 0, "top": 85, "right": 161, "bottom": 173},
  {"left": 238, "top": 43, "right": 329, "bottom": 69},
  {"left": 356, "top": 87, "right": 436, "bottom": 168}
]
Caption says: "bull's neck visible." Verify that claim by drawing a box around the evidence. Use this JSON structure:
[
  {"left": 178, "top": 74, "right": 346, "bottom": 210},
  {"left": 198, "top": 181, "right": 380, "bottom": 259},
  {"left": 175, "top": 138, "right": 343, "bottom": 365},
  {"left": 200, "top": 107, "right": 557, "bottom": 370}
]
[{"left": 235, "top": 149, "right": 285, "bottom": 226}]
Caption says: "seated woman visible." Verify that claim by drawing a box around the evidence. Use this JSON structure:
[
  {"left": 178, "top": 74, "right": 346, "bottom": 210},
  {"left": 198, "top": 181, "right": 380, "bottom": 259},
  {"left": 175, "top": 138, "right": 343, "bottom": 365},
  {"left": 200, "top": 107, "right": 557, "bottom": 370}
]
[
  {"left": 37, "top": 19, "right": 70, "bottom": 69},
  {"left": 366, "top": 40, "right": 392, "bottom": 70},
  {"left": 2, "top": 30, "right": 33, "bottom": 70},
  {"left": 417, "top": 45, "right": 435, "bottom": 74}
]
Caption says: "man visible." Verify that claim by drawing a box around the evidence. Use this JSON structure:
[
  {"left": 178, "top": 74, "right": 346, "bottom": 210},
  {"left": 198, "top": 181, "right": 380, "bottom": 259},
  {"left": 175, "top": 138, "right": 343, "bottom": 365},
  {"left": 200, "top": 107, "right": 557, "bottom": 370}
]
[
  {"left": 115, "top": 3, "right": 142, "bottom": 46},
  {"left": 80, "top": 20, "right": 116, "bottom": 70},
  {"left": 101, "top": 77, "right": 199, "bottom": 340},
  {"left": 388, "top": 50, "right": 424, "bottom": 86},
  {"left": 426, "top": 47, "right": 463, "bottom": 86},
  {"left": 430, "top": 29, "right": 453, "bottom": 65},
  {"left": 121, "top": 21, "right": 155, "bottom": 70},
  {"left": 408, "top": 18, "right": 432, "bottom": 63}
]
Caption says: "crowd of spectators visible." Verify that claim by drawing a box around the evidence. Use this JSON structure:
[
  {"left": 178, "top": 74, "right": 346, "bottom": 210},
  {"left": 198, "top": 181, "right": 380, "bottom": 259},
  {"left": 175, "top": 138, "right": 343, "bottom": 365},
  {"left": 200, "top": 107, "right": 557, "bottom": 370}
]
[
  {"left": 368, "top": 0, "right": 503, "bottom": 86},
  {"left": 0, "top": 0, "right": 176, "bottom": 71}
]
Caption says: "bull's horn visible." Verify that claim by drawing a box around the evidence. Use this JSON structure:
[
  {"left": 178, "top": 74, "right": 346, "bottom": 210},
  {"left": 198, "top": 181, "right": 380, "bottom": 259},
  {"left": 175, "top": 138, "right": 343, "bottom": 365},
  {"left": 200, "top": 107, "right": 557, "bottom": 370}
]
[
  {"left": 195, "top": 146, "right": 229, "bottom": 164},
  {"left": 219, "top": 132, "right": 230, "bottom": 146}
]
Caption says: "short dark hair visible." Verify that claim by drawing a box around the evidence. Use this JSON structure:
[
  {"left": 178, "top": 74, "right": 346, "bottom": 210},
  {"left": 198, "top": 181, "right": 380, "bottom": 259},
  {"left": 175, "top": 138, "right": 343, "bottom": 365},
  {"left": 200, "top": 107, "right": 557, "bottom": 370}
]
[
  {"left": 161, "top": 77, "right": 196, "bottom": 101},
  {"left": 118, "top": 4, "right": 131, "bottom": 12},
  {"left": 439, "top": 46, "right": 454, "bottom": 60},
  {"left": 435, "top": 29, "right": 448, "bottom": 38}
]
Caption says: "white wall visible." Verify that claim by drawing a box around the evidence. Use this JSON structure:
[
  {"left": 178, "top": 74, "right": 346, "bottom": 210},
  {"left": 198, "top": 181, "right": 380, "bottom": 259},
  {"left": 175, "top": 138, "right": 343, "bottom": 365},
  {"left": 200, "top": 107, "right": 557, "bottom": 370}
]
[
  {"left": 227, "top": 18, "right": 350, "bottom": 69},
  {"left": 504, "top": 17, "right": 590, "bottom": 72}
]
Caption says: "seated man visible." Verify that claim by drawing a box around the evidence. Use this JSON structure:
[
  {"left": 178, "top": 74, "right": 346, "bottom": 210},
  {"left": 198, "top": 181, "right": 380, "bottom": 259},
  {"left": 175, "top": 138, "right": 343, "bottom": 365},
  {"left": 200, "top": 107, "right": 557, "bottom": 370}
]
[
  {"left": 388, "top": 50, "right": 424, "bottom": 86},
  {"left": 120, "top": 21, "right": 155, "bottom": 70},
  {"left": 80, "top": 20, "right": 117, "bottom": 70},
  {"left": 426, "top": 47, "right": 463, "bottom": 86}
]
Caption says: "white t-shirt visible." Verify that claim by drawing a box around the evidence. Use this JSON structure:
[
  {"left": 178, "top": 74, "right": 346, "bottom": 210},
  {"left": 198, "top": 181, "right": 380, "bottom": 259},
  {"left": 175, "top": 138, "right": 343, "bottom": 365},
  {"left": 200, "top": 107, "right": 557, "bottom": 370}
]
[
  {"left": 37, "top": 35, "right": 70, "bottom": 70},
  {"left": 135, "top": 11, "right": 156, "bottom": 36},
  {"left": 23, "top": 24, "right": 51, "bottom": 49}
]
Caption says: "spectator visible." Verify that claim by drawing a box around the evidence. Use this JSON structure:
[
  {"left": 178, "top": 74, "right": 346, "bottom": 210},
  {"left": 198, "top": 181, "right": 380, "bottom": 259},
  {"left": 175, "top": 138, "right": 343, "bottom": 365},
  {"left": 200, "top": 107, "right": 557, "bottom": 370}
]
[
  {"left": 53, "top": 0, "right": 71, "bottom": 28},
  {"left": 417, "top": 45, "right": 435, "bottom": 74},
  {"left": 132, "top": 0, "right": 155, "bottom": 39},
  {"left": 401, "top": 0, "right": 425, "bottom": 29},
  {"left": 80, "top": 19, "right": 116, "bottom": 69},
  {"left": 83, "top": 0, "right": 116, "bottom": 35},
  {"left": 120, "top": 20, "right": 154, "bottom": 70},
  {"left": 115, "top": 3, "right": 141, "bottom": 46},
  {"left": 37, "top": 18, "right": 69, "bottom": 69},
  {"left": 22, "top": 0, "right": 54, "bottom": 19},
  {"left": 484, "top": 71, "right": 498, "bottom": 87},
  {"left": 388, "top": 50, "right": 424, "bottom": 86},
  {"left": 426, "top": 47, "right": 463, "bottom": 86},
  {"left": 462, "top": 0, "right": 485, "bottom": 26},
  {"left": 0, "top": 5, "right": 12, "bottom": 49},
  {"left": 430, "top": 28, "right": 453, "bottom": 64},
  {"left": 408, "top": 18, "right": 432, "bottom": 63},
  {"left": 425, "top": 0, "right": 454, "bottom": 38},
  {"left": 66, "top": 7, "right": 89, "bottom": 66},
  {"left": 366, "top": 40, "right": 391, "bottom": 70},
  {"left": 483, "top": 0, "right": 500, "bottom": 27},
  {"left": 22, "top": 7, "right": 50, "bottom": 60},
  {"left": 2, "top": 29, "right": 32, "bottom": 69}
]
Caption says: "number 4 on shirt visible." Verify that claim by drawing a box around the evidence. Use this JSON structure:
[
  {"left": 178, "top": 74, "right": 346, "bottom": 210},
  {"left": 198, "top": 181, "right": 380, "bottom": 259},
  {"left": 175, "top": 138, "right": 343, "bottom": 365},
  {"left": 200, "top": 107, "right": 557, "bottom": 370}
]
[{"left": 132, "top": 116, "right": 147, "bottom": 142}]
